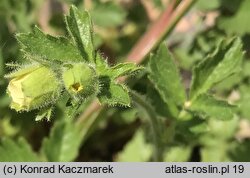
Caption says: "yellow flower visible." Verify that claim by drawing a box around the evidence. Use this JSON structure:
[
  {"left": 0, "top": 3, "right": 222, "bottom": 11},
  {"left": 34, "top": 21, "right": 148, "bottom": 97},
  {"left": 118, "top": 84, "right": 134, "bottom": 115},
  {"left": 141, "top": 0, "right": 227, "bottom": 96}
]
[{"left": 6, "top": 65, "right": 61, "bottom": 111}]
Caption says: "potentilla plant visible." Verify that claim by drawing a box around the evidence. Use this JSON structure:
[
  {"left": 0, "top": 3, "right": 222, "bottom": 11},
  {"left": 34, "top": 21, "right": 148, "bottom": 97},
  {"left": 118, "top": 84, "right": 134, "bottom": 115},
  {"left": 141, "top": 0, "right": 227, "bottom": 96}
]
[
  {"left": 1, "top": 2, "right": 247, "bottom": 162},
  {"left": 5, "top": 5, "right": 142, "bottom": 121}
]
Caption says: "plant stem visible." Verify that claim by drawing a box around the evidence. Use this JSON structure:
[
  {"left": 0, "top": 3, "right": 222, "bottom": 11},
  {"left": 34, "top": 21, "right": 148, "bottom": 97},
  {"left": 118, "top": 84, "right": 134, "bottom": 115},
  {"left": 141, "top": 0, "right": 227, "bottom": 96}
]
[
  {"left": 76, "top": 0, "right": 198, "bottom": 160},
  {"left": 130, "top": 91, "right": 164, "bottom": 161},
  {"left": 0, "top": 48, "right": 4, "bottom": 78},
  {"left": 164, "top": 0, "right": 197, "bottom": 37},
  {"left": 78, "top": 0, "right": 197, "bottom": 122},
  {"left": 126, "top": 0, "right": 176, "bottom": 62},
  {"left": 127, "top": 0, "right": 197, "bottom": 63},
  {"left": 76, "top": 99, "right": 100, "bottom": 125}
]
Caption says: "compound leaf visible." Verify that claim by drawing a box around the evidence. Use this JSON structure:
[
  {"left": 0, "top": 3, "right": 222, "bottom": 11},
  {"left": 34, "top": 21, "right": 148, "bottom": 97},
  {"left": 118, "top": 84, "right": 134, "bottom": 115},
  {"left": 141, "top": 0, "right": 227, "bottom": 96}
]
[
  {"left": 16, "top": 26, "right": 83, "bottom": 63},
  {"left": 190, "top": 37, "right": 244, "bottom": 100}
]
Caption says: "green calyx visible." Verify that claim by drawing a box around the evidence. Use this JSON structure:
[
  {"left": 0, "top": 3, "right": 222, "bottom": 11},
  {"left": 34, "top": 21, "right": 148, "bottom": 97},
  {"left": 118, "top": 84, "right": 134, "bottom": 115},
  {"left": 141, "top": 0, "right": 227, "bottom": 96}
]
[
  {"left": 62, "top": 63, "right": 99, "bottom": 100},
  {"left": 6, "top": 65, "right": 62, "bottom": 111}
]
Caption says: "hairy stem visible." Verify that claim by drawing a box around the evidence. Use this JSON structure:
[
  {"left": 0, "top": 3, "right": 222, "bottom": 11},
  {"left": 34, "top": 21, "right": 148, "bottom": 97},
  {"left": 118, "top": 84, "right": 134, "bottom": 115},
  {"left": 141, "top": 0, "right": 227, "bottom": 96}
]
[
  {"left": 127, "top": 0, "right": 197, "bottom": 63},
  {"left": 76, "top": 99, "right": 100, "bottom": 125},
  {"left": 76, "top": 0, "right": 197, "bottom": 160},
  {"left": 78, "top": 0, "right": 196, "bottom": 121},
  {"left": 130, "top": 91, "right": 164, "bottom": 161},
  {"left": 126, "top": 0, "right": 176, "bottom": 62}
]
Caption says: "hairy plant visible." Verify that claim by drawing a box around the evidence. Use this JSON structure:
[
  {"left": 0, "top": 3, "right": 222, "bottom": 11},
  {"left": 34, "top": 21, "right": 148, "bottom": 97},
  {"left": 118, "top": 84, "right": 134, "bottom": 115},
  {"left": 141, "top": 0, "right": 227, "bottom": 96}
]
[{"left": 1, "top": 1, "right": 249, "bottom": 162}]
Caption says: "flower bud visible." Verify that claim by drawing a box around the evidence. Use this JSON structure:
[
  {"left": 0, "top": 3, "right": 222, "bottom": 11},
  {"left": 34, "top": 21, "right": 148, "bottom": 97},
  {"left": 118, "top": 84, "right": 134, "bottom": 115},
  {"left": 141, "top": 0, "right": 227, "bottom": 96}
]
[
  {"left": 6, "top": 65, "right": 61, "bottom": 111},
  {"left": 62, "top": 63, "right": 98, "bottom": 100}
]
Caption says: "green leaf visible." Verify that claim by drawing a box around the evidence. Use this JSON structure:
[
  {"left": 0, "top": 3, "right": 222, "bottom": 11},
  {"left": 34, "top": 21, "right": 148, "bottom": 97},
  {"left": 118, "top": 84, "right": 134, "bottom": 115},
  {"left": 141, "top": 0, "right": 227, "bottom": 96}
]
[
  {"left": 189, "top": 94, "right": 236, "bottom": 120},
  {"left": 196, "top": 0, "right": 220, "bottom": 10},
  {"left": 164, "top": 146, "right": 192, "bottom": 162},
  {"left": 189, "top": 121, "right": 209, "bottom": 134},
  {"left": 238, "top": 85, "right": 250, "bottom": 119},
  {"left": 131, "top": 90, "right": 165, "bottom": 161},
  {"left": 190, "top": 37, "right": 244, "bottom": 100},
  {"left": 35, "top": 107, "right": 53, "bottom": 121},
  {"left": 230, "top": 140, "right": 250, "bottom": 161},
  {"left": 220, "top": 0, "right": 243, "bottom": 13},
  {"left": 0, "top": 48, "right": 4, "bottom": 78},
  {"left": 109, "top": 63, "right": 143, "bottom": 79},
  {"left": 176, "top": 118, "right": 208, "bottom": 138},
  {"left": 200, "top": 116, "right": 239, "bottom": 142},
  {"left": 148, "top": 43, "right": 186, "bottom": 115},
  {"left": 147, "top": 88, "right": 177, "bottom": 119},
  {"left": 199, "top": 116, "right": 239, "bottom": 161},
  {"left": 98, "top": 81, "right": 130, "bottom": 107},
  {"left": 16, "top": 26, "right": 83, "bottom": 63},
  {"left": 218, "top": 0, "right": 250, "bottom": 35},
  {"left": 95, "top": 53, "right": 109, "bottom": 73},
  {"left": 91, "top": 2, "right": 127, "bottom": 28},
  {"left": 116, "top": 129, "right": 152, "bottom": 161},
  {"left": 243, "top": 61, "right": 250, "bottom": 77},
  {"left": 0, "top": 138, "right": 40, "bottom": 161},
  {"left": 96, "top": 54, "right": 142, "bottom": 79},
  {"left": 0, "top": 117, "right": 19, "bottom": 137},
  {"left": 95, "top": 54, "right": 138, "bottom": 107},
  {"left": 65, "top": 5, "right": 94, "bottom": 62},
  {"left": 41, "top": 120, "right": 82, "bottom": 161},
  {"left": 214, "top": 73, "right": 242, "bottom": 92},
  {"left": 201, "top": 140, "right": 231, "bottom": 162}
]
